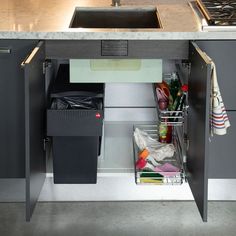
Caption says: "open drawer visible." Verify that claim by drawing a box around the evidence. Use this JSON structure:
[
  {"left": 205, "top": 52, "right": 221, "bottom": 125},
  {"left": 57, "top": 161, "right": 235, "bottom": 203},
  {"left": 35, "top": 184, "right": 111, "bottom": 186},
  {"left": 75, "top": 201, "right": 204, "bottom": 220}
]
[{"left": 133, "top": 124, "right": 185, "bottom": 185}]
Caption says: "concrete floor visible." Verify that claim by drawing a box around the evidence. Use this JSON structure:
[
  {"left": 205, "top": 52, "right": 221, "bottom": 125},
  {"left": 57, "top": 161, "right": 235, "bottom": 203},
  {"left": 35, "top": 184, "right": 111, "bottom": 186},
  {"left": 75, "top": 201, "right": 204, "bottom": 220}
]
[{"left": 0, "top": 202, "right": 236, "bottom": 236}]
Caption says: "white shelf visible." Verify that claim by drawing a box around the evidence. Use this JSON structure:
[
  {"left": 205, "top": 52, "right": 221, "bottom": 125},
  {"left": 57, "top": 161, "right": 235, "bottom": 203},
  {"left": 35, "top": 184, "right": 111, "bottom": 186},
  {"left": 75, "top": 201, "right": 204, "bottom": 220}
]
[
  {"left": 70, "top": 59, "right": 162, "bottom": 83},
  {"left": 98, "top": 121, "right": 155, "bottom": 174}
]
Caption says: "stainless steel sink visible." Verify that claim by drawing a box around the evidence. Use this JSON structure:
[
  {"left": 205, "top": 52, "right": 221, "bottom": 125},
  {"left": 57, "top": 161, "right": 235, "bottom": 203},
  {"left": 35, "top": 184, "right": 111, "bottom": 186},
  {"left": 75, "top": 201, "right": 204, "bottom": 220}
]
[{"left": 69, "top": 7, "right": 161, "bottom": 29}]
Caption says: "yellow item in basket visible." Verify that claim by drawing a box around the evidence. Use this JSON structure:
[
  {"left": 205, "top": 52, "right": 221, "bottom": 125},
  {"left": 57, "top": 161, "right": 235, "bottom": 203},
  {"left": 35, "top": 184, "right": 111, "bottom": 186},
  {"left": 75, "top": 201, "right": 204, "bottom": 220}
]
[{"left": 140, "top": 178, "right": 163, "bottom": 184}]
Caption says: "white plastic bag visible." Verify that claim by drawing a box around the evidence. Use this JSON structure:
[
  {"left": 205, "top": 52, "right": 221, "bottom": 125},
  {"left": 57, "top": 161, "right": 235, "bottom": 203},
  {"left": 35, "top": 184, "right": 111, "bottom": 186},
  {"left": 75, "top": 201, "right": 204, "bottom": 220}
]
[{"left": 134, "top": 128, "right": 175, "bottom": 161}]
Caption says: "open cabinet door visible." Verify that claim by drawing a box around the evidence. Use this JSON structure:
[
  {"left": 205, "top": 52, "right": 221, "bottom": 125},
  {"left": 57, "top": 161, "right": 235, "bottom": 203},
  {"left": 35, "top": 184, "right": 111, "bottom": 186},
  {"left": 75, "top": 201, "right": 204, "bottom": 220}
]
[
  {"left": 187, "top": 42, "right": 211, "bottom": 222},
  {"left": 22, "top": 41, "right": 46, "bottom": 221}
]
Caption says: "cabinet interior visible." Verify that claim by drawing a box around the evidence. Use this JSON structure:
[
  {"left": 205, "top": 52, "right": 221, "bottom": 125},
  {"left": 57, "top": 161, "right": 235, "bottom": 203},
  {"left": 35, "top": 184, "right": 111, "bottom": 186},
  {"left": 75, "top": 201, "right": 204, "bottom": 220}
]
[{"left": 45, "top": 59, "right": 188, "bottom": 182}]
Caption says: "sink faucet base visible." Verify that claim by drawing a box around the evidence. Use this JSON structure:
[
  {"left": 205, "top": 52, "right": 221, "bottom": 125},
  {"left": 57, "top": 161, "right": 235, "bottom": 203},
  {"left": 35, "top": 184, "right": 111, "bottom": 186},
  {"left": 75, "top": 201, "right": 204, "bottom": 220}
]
[{"left": 111, "top": 0, "right": 121, "bottom": 7}]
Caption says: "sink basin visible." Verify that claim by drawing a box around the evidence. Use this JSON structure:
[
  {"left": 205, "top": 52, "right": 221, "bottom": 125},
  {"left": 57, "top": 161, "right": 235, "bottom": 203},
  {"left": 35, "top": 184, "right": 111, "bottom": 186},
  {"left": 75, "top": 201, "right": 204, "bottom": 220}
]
[{"left": 70, "top": 7, "right": 161, "bottom": 29}]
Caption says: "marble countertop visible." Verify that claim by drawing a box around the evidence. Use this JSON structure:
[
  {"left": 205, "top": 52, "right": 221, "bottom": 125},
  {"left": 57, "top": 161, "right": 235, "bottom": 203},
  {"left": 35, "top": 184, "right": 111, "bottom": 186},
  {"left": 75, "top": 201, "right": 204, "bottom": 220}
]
[{"left": 0, "top": 0, "right": 236, "bottom": 40}]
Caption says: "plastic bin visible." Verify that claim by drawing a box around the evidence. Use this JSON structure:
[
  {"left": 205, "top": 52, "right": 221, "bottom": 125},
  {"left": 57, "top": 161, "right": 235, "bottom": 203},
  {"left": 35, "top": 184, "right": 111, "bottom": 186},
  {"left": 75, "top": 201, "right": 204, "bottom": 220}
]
[{"left": 47, "top": 64, "right": 104, "bottom": 184}]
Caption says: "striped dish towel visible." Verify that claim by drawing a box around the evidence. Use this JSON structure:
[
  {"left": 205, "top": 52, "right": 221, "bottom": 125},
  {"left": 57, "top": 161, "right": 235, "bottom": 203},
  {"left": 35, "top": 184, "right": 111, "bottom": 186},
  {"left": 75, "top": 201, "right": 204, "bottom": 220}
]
[{"left": 210, "top": 59, "right": 230, "bottom": 135}]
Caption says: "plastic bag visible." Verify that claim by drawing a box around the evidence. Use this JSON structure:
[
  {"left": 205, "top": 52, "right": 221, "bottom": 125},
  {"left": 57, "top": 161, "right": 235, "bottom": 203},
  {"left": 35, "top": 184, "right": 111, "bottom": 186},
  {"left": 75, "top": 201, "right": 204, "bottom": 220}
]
[
  {"left": 51, "top": 96, "right": 102, "bottom": 110},
  {"left": 134, "top": 128, "right": 175, "bottom": 161},
  {"left": 51, "top": 92, "right": 103, "bottom": 110}
]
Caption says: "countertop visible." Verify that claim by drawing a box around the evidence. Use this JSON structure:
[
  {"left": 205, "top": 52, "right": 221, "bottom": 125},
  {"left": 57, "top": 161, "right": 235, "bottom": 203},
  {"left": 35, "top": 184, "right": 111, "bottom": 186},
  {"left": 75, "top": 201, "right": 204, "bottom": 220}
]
[{"left": 0, "top": 0, "right": 236, "bottom": 40}]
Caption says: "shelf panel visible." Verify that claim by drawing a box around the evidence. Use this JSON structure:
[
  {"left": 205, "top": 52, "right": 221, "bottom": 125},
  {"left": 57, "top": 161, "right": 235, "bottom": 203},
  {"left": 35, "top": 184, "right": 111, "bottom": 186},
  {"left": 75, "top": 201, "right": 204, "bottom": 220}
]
[
  {"left": 70, "top": 59, "right": 162, "bottom": 83},
  {"left": 98, "top": 121, "right": 156, "bottom": 174}
]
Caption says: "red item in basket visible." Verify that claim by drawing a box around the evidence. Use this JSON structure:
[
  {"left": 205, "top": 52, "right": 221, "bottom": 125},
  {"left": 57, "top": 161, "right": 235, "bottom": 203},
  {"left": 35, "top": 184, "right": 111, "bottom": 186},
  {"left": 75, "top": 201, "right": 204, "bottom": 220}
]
[
  {"left": 166, "top": 125, "right": 173, "bottom": 143},
  {"left": 158, "top": 99, "right": 168, "bottom": 110},
  {"left": 135, "top": 158, "right": 147, "bottom": 169}
]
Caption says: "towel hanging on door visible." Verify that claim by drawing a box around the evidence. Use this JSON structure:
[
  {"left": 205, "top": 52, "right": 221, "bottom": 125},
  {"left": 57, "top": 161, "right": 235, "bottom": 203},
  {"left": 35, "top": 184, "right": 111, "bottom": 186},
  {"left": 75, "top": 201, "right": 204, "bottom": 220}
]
[{"left": 208, "top": 56, "right": 230, "bottom": 136}]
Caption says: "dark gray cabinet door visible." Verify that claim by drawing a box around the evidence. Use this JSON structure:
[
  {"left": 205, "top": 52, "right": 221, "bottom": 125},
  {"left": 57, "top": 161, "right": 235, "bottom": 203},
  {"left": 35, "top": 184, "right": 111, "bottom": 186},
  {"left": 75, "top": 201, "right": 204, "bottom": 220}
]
[
  {"left": 22, "top": 41, "right": 46, "bottom": 221},
  {"left": 196, "top": 41, "right": 236, "bottom": 111},
  {"left": 208, "top": 111, "right": 236, "bottom": 178},
  {"left": 187, "top": 42, "right": 211, "bottom": 222},
  {"left": 196, "top": 41, "right": 236, "bottom": 179},
  {"left": 0, "top": 40, "right": 37, "bottom": 177}
]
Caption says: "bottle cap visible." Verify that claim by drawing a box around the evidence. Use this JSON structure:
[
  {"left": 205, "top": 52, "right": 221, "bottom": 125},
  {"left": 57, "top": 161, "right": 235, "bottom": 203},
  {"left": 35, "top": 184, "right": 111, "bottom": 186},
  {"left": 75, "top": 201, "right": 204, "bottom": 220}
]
[{"left": 181, "top": 84, "right": 188, "bottom": 92}]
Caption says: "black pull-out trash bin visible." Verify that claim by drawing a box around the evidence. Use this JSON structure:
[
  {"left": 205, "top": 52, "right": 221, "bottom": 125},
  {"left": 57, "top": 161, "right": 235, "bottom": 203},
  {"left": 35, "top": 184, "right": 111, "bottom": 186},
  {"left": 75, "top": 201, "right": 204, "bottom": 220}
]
[{"left": 47, "top": 64, "right": 104, "bottom": 184}]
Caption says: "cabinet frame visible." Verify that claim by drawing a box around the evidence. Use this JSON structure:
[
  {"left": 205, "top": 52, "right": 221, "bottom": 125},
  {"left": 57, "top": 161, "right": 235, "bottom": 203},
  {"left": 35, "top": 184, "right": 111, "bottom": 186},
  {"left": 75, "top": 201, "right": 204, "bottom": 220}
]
[
  {"left": 45, "top": 40, "right": 189, "bottom": 59},
  {"left": 22, "top": 40, "right": 211, "bottom": 222}
]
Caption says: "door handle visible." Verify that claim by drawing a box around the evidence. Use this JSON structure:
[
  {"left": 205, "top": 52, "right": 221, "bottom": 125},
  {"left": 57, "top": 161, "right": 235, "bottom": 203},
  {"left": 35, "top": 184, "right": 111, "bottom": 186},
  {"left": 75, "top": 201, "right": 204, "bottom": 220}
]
[{"left": 0, "top": 47, "right": 11, "bottom": 54}]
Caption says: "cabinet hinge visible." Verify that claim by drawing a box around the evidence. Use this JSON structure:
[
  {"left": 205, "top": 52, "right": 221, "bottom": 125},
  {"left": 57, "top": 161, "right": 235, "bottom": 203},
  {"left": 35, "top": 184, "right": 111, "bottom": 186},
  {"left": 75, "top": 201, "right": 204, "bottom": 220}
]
[
  {"left": 43, "top": 138, "right": 50, "bottom": 151},
  {"left": 42, "top": 62, "right": 47, "bottom": 75},
  {"left": 181, "top": 60, "right": 191, "bottom": 75},
  {"left": 42, "top": 60, "right": 52, "bottom": 75},
  {"left": 184, "top": 134, "right": 190, "bottom": 152}
]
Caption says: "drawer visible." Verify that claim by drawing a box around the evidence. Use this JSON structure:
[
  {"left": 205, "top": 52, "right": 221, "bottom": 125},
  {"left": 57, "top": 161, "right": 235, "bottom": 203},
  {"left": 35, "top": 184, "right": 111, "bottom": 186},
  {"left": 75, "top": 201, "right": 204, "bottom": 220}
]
[
  {"left": 133, "top": 124, "right": 184, "bottom": 185},
  {"left": 47, "top": 109, "right": 104, "bottom": 136}
]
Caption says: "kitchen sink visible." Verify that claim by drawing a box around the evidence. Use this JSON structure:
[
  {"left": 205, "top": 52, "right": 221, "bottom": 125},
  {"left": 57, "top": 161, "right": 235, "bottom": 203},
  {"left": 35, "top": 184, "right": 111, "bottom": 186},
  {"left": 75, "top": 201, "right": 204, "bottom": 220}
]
[{"left": 69, "top": 7, "right": 161, "bottom": 29}]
